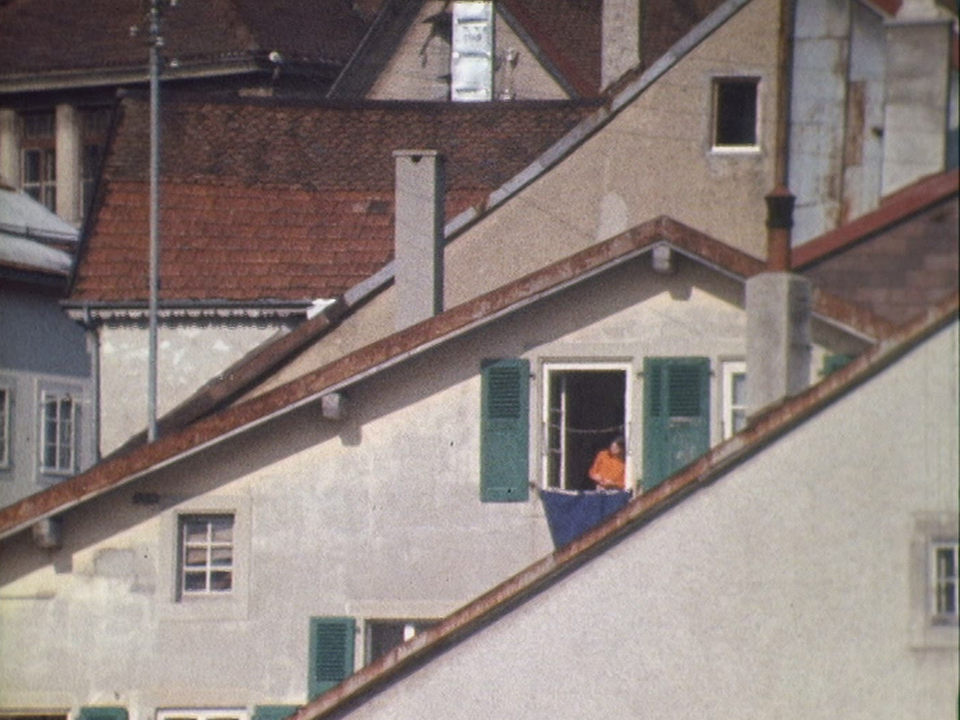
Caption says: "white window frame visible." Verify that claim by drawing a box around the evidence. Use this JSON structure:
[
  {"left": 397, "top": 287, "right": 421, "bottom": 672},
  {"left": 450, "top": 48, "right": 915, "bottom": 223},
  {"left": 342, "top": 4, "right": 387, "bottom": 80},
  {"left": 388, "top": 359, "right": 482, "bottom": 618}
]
[
  {"left": 931, "top": 540, "right": 959, "bottom": 626},
  {"left": 910, "top": 513, "right": 959, "bottom": 649},
  {"left": 541, "top": 361, "right": 633, "bottom": 491},
  {"left": 20, "top": 110, "right": 57, "bottom": 211},
  {"left": 157, "top": 709, "right": 248, "bottom": 720},
  {"left": 39, "top": 390, "right": 76, "bottom": 475},
  {"left": 0, "top": 385, "right": 10, "bottom": 469},
  {"left": 721, "top": 360, "right": 747, "bottom": 440},
  {"left": 178, "top": 513, "right": 235, "bottom": 598},
  {"left": 711, "top": 76, "right": 761, "bottom": 153}
]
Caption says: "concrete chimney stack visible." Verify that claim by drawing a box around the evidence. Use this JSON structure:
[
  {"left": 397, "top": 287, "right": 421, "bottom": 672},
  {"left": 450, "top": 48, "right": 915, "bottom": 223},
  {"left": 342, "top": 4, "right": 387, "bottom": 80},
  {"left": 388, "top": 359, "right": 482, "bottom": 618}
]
[
  {"left": 881, "top": 0, "right": 952, "bottom": 195},
  {"left": 394, "top": 150, "right": 445, "bottom": 331},
  {"left": 745, "top": 185, "right": 812, "bottom": 415},
  {"left": 602, "top": 0, "right": 641, "bottom": 90}
]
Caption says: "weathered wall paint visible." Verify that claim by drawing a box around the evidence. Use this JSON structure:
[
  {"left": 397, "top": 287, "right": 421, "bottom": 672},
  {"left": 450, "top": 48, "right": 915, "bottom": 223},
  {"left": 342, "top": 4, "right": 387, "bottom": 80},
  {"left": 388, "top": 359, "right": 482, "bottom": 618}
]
[
  {"left": 0, "top": 255, "right": 861, "bottom": 711},
  {"left": 97, "top": 322, "right": 291, "bottom": 454},
  {"left": 334, "top": 321, "right": 960, "bottom": 720},
  {"left": 443, "top": 0, "right": 780, "bottom": 306}
]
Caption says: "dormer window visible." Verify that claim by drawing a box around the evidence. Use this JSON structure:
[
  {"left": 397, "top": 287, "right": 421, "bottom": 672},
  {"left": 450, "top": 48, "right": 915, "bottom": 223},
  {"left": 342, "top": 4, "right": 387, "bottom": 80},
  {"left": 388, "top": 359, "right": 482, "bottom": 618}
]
[{"left": 713, "top": 77, "right": 760, "bottom": 150}]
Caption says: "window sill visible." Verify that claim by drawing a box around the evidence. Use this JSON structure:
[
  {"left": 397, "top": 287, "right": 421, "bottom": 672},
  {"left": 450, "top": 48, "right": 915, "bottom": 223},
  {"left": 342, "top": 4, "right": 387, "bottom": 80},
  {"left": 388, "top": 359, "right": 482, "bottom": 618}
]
[{"left": 710, "top": 145, "right": 761, "bottom": 155}]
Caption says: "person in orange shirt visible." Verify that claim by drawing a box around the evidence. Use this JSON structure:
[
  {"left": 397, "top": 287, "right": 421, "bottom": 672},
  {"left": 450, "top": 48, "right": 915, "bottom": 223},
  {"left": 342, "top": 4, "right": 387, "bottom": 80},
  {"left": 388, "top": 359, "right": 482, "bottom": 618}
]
[{"left": 588, "top": 435, "right": 626, "bottom": 490}]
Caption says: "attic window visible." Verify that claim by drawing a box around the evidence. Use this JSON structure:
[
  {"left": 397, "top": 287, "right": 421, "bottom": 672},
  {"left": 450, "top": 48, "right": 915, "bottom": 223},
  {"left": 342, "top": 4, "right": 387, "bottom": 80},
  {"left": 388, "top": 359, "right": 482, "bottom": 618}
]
[{"left": 713, "top": 77, "right": 759, "bottom": 149}]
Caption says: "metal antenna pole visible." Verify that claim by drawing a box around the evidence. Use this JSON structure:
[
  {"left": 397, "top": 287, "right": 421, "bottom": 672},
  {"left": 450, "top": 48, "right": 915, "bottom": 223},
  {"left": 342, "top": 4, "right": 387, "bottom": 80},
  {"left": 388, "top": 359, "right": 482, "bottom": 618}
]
[{"left": 147, "top": 0, "right": 162, "bottom": 441}]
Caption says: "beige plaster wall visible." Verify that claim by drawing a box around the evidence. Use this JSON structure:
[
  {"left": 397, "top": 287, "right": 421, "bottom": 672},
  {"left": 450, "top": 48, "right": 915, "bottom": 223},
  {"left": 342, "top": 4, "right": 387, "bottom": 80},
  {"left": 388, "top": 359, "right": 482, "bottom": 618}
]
[
  {"left": 444, "top": 0, "right": 779, "bottom": 307},
  {"left": 367, "top": 1, "right": 567, "bottom": 101},
  {"left": 98, "top": 322, "right": 289, "bottom": 454},
  {"left": 2, "top": 253, "right": 781, "bottom": 711},
  {"left": 337, "top": 320, "right": 960, "bottom": 720}
]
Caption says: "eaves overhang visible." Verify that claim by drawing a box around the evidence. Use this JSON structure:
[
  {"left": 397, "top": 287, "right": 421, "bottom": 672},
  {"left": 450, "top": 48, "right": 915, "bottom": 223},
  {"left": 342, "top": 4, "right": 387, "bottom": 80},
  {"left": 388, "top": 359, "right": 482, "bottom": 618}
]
[
  {"left": 0, "top": 57, "right": 265, "bottom": 95},
  {"left": 62, "top": 299, "right": 317, "bottom": 325}
]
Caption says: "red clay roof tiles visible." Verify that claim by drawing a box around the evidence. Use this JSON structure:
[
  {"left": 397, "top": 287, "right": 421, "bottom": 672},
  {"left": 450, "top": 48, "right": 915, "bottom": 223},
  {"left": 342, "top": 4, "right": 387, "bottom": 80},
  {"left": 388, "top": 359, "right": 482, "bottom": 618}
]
[{"left": 70, "top": 94, "right": 596, "bottom": 303}]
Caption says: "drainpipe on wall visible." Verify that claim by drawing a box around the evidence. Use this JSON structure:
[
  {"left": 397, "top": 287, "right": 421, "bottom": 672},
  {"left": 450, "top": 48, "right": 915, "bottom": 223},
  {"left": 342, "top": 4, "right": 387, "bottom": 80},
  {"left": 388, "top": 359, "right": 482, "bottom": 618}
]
[
  {"left": 393, "top": 150, "right": 445, "bottom": 332},
  {"left": 601, "top": 0, "right": 641, "bottom": 90},
  {"left": 745, "top": 0, "right": 811, "bottom": 416}
]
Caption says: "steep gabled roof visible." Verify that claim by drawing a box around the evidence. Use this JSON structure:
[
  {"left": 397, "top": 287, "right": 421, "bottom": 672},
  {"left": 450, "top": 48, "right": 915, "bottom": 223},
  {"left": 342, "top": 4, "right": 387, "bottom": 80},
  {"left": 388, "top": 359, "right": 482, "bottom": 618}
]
[
  {"left": 67, "top": 93, "right": 596, "bottom": 305},
  {"left": 794, "top": 170, "right": 959, "bottom": 327},
  {"left": 0, "top": 0, "right": 375, "bottom": 91},
  {"left": 330, "top": 0, "right": 727, "bottom": 100},
  {"left": 1, "top": 214, "right": 887, "bottom": 541},
  {"left": 286, "top": 289, "right": 959, "bottom": 720}
]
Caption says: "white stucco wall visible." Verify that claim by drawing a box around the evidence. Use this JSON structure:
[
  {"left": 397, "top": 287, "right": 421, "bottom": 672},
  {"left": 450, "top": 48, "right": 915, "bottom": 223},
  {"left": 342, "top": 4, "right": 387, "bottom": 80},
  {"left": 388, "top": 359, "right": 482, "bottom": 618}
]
[
  {"left": 337, "top": 319, "right": 960, "bottom": 720},
  {"left": 97, "top": 322, "right": 292, "bottom": 454},
  {"left": 0, "top": 254, "right": 873, "bottom": 713}
]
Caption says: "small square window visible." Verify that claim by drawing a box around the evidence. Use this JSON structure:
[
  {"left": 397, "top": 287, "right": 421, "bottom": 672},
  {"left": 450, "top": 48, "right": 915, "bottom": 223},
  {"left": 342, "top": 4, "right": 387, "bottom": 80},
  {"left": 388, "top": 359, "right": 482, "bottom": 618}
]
[
  {"left": 713, "top": 78, "right": 759, "bottom": 149},
  {"left": 932, "top": 541, "right": 959, "bottom": 625},
  {"left": 40, "top": 391, "right": 76, "bottom": 475},
  {"left": 178, "top": 514, "right": 235, "bottom": 598}
]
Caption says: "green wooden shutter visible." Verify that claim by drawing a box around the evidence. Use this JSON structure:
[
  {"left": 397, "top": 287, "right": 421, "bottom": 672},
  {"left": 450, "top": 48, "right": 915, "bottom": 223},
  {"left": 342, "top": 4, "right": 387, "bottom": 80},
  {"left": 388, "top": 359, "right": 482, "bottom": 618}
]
[
  {"left": 821, "top": 353, "right": 854, "bottom": 376},
  {"left": 78, "top": 709, "right": 127, "bottom": 720},
  {"left": 480, "top": 358, "right": 530, "bottom": 502},
  {"left": 643, "top": 357, "right": 710, "bottom": 492},
  {"left": 308, "top": 616, "right": 355, "bottom": 700},
  {"left": 253, "top": 708, "right": 299, "bottom": 720}
]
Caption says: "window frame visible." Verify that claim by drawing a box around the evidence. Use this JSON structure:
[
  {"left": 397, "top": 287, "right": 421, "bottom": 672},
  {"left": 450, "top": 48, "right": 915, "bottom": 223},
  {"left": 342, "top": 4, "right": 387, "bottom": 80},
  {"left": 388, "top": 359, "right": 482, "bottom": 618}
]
[
  {"left": 711, "top": 76, "right": 761, "bottom": 152},
  {"left": 20, "top": 110, "right": 57, "bottom": 210},
  {"left": 39, "top": 389, "right": 77, "bottom": 476},
  {"left": 931, "top": 540, "right": 959, "bottom": 626},
  {"left": 721, "top": 360, "right": 747, "bottom": 440},
  {"left": 0, "top": 384, "right": 10, "bottom": 469},
  {"left": 156, "top": 709, "right": 248, "bottom": 720},
  {"left": 540, "top": 361, "right": 633, "bottom": 491},
  {"left": 177, "top": 513, "right": 236, "bottom": 599},
  {"left": 909, "top": 513, "right": 960, "bottom": 649}
]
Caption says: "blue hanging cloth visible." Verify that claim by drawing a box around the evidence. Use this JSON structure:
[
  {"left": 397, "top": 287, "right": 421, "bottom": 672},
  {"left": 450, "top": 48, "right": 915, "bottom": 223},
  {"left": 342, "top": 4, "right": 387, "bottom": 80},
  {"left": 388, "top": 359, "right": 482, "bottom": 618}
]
[{"left": 540, "top": 488, "right": 632, "bottom": 549}]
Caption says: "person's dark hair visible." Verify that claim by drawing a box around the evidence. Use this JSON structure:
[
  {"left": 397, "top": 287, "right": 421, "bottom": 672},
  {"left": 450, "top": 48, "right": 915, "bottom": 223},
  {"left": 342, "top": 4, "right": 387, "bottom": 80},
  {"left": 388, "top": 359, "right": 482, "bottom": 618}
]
[{"left": 611, "top": 435, "right": 625, "bottom": 448}]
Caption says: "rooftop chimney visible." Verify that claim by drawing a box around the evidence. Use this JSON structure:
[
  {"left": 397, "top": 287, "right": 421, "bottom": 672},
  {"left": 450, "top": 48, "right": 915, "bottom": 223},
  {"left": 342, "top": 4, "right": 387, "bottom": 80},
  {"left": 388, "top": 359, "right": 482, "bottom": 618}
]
[
  {"left": 881, "top": 0, "right": 952, "bottom": 195},
  {"left": 602, "top": 0, "right": 641, "bottom": 90},
  {"left": 394, "top": 150, "right": 445, "bottom": 331},
  {"left": 746, "top": 185, "right": 811, "bottom": 415}
]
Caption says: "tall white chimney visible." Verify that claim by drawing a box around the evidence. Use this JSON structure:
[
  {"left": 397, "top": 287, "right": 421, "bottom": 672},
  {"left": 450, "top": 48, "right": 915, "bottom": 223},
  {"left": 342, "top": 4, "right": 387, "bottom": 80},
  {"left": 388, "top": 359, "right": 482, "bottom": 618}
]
[
  {"left": 602, "top": 0, "right": 641, "bottom": 90},
  {"left": 393, "top": 150, "right": 445, "bottom": 331}
]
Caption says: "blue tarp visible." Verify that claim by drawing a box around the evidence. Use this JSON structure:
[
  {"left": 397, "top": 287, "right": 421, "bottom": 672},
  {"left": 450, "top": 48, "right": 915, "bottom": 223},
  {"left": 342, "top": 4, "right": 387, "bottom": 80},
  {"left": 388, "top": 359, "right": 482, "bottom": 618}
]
[{"left": 540, "top": 489, "right": 633, "bottom": 549}]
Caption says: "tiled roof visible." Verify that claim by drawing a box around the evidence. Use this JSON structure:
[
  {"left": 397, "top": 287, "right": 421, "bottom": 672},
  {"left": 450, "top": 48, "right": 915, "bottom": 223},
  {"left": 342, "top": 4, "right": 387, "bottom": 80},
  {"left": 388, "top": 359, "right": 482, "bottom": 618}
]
[
  {"left": 1, "top": 213, "right": 897, "bottom": 542},
  {"left": 795, "top": 170, "right": 959, "bottom": 327},
  {"left": 70, "top": 94, "right": 596, "bottom": 303},
  {"left": 0, "top": 0, "right": 374, "bottom": 80}
]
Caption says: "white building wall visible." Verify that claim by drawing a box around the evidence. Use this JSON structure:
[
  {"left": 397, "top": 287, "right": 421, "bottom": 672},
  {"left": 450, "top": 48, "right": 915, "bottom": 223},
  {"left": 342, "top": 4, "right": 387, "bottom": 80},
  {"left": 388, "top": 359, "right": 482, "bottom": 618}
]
[
  {"left": 0, "top": 257, "right": 873, "bottom": 712},
  {"left": 96, "top": 322, "right": 292, "bottom": 454},
  {"left": 338, "top": 320, "right": 960, "bottom": 720}
]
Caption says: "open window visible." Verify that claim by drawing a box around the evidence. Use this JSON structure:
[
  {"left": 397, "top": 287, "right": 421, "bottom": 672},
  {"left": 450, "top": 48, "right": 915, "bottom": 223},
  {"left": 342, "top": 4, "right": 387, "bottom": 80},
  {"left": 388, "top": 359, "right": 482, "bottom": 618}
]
[
  {"left": 542, "top": 363, "right": 630, "bottom": 491},
  {"left": 365, "top": 618, "right": 438, "bottom": 664}
]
